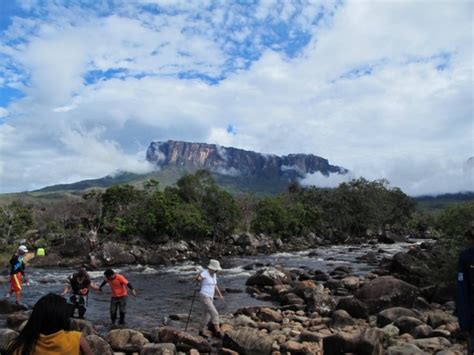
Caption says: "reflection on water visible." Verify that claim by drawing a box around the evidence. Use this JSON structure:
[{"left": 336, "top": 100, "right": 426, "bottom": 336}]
[{"left": 0, "top": 241, "right": 419, "bottom": 331}]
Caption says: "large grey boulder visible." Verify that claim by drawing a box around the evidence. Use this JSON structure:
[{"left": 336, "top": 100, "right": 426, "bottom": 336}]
[
  {"left": 323, "top": 328, "right": 384, "bottom": 355},
  {"left": 85, "top": 334, "right": 114, "bottom": 355},
  {"left": 101, "top": 242, "right": 136, "bottom": 265},
  {"left": 222, "top": 327, "right": 274, "bottom": 355},
  {"left": 158, "top": 326, "right": 211, "bottom": 353},
  {"left": 377, "top": 307, "right": 420, "bottom": 328},
  {"left": 336, "top": 297, "right": 369, "bottom": 320},
  {"left": 246, "top": 267, "right": 292, "bottom": 287},
  {"left": 106, "top": 329, "right": 149, "bottom": 352}
]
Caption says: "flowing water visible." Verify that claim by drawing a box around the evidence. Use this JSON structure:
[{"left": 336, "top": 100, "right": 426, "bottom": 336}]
[{"left": 0, "top": 241, "right": 421, "bottom": 332}]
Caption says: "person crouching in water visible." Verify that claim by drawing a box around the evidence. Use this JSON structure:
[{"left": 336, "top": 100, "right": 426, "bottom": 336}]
[
  {"left": 99, "top": 269, "right": 137, "bottom": 325},
  {"left": 196, "top": 259, "right": 224, "bottom": 338},
  {"left": 62, "top": 268, "right": 99, "bottom": 319},
  {"left": 6, "top": 245, "right": 29, "bottom": 305},
  {"left": 6, "top": 293, "right": 93, "bottom": 355}
]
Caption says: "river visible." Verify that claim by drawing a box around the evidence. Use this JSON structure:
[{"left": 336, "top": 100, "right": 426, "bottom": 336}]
[{"left": 0, "top": 241, "right": 420, "bottom": 333}]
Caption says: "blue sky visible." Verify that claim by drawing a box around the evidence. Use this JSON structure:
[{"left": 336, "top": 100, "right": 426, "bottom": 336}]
[{"left": 0, "top": 0, "right": 472, "bottom": 194}]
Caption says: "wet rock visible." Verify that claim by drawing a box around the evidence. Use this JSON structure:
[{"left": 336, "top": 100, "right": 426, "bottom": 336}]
[
  {"left": 377, "top": 307, "right": 420, "bottom": 328},
  {"left": 0, "top": 300, "right": 28, "bottom": 314},
  {"left": 106, "top": 329, "right": 150, "bottom": 352},
  {"left": 140, "top": 343, "right": 176, "bottom": 355},
  {"left": 330, "top": 310, "right": 356, "bottom": 328},
  {"left": 0, "top": 328, "right": 19, "bottom": 353},
  {"left": 394, "top": 316, "right": 425, "bottom": 335},
  {"left": 158, "top": 326, "right": 211, "bottom": 353},
  {"left": 386, "top": 343, "right": 428, "bottom": 355},
  {"left": 222, "top": 327, "right": 274, "bottom": 355},
  {"left": 85, "top": 334, "right": 114, "bottom": 355},
  {"left": 246, "top": 267, "right": 292, "bottom": 287},
  {"left": 355, "top": 276, "right": 419, "bottom": 314},
  {"left": 70, "top": 318, "right": 96, "bottom": 335},
  {"left": 336, "top": 297, "right": 369, "bottom": 320}
]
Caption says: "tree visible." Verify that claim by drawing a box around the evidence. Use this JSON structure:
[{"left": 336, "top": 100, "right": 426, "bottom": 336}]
[{"left": 0, "top": 202, "right": 33, "bottom": 239}]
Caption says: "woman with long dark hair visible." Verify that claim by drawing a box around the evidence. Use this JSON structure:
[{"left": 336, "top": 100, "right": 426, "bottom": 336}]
[{"left": 7, "top": 293, "right": 92, "bottom": 355}]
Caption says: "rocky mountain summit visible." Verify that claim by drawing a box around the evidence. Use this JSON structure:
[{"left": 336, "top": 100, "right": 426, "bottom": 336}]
[{"left": 146, "top": 140, "right": 347, "bottom": 180}]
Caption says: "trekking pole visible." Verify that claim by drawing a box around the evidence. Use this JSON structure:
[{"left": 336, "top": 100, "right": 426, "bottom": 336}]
[{"left": 184, "top": 289, "right": 197, "bottom": 332}]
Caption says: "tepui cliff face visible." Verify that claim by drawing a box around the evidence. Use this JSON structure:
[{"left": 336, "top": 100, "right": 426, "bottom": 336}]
[{"left": 146, "top": 140, "right": 348, "bottom": 180}]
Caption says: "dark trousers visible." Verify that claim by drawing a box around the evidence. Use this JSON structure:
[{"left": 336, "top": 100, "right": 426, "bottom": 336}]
[
  {"left": 68, "top": 295, "right": 86, "bottom": 319},
  {"left": 110, "top": 296, "right": 127, "bottom": 324},
  {"left": 469, "top": 327, "right": 474, "bottom": 355}
]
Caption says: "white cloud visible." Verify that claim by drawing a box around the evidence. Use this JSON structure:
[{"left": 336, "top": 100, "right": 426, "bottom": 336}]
[
  {"left": 0, "top": 0, "right": 472, "bottom": 195},
  {"left": 0, "top": 107, "right": 8, "bottom": 117}
]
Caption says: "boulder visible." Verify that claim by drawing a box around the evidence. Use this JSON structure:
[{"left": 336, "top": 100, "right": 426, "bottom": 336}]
[
  {"left": 411, "top": 337, "right": 452, "bottom": 352},
  {"left": 306, "top": 293, "right": 337, "bottom": 316},
  {"left": 101, "top": 243, "right": 136, "bottom": 265},
  {"left": 377, "top": 307, "right": 420, "bottom": 328},
  {"left": 0, "top": 300, "right": 28, "bottom": 314},
  {"left": 140, "top": 343, "right": 176, "bottom": 355},
  {"left": 222, "top": 327, "right": 274, "bottom": 355},
  {"left": 0, "top": 328, "right": 19, "bottom": 353},
  {"left": 158, "top": 326, "right": 211, "bottom": 353},
  {"left": 70, "top": 318, "right": 96, "bottom": 335},
  {"left": 258, "top": 308, "right": 283, "bottom": 323},
  {"left": 336, "top": 297, "right": 369, "bottom": 320},
  {"left": 341, "top": 276, "right": 360, "bottom": 291},
  {"left": 355, "top": 276, "right": 419, "bottom": 314},
  {"left": 246, "top": 267, "right": 292, "bottom": 287},
  {"left": 323, "top": 328, "right": 384, "bottom": 355},
  {"left": 393, "top": 316, "right": 425, "bottom": 335},
  {"left": 85, "top": 335, "right": 114, "bottom": 355},
  {"left": 330, "top": 310, "right": 356, "bottom": 328},
  {"left": 59, "top": 236, "right": 91, "bottom": 257},
  {"left": 234, "top": 315, "right": 258, "bottom": 328},
  {"left": 427, "top": 310, "right": 456, "bottom": 328},
  {"left": 106, "top": 329, "right": 149, "bottom": 352},
  {"left": 235, "top": 233, "right": 260, "bottom": 247},
  {"left": 382, "top": 324, "right": 400, "bottom": 338},
  {"left": 218, "top": 348, "right": 239, "bottom": 355},
  {"left": 299, "top": 330, "right": 321, "bottom": 343},
  {"left": 6, "top": 311, "right": 31, "bottom": 331},
  {"left": 378, "top": 231, "right": 406, "bottom": 244},
  {"left": 358, "top": 328, "right": 385, "bottom": 355},
  {"left": 280, "top": 340, "right": 313, "bottom": 354},
  {"left": 412, "top": 325, "right": 433, "bottom": 339},
  {"left": 390, "top": 252, "right": 430, "bottom": 285},
  {"left": 386, "top": 344, "right": 428, "bottom": 355}
]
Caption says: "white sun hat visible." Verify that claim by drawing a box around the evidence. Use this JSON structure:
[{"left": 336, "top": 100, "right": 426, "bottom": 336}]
[
  {"left": 208, "top": 259, "right": 222, "bottom": 271},
  {"left": 18, "top": 245, "right": 28, "bottom": 253}
]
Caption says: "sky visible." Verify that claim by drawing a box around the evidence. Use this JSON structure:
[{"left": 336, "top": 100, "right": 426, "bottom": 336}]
[{"left": 0, "top": 0, "right": 472, "bottom": 195}]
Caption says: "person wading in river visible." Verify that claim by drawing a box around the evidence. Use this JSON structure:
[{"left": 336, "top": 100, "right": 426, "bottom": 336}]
[
  {"left": 6, "top": 245, "right": 29, "bottom": 305},
  {"left": 196, "top": 259, "right": 224, "bottom": 338},
  {"left": 457, "top": 225, "right": 474, "bottom": 355},
  {"left": 99, "top": 269, "right": 137, "bottom": 325},
  {"left": 62, "top": 268, "right": 99, "bottom": 319}
]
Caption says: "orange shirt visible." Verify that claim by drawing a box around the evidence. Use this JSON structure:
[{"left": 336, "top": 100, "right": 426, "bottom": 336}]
[
  {"left": 13, "top": 330, "right": 81, "bottom": 355},
  {"left": 106, "top": 273, "right": 129, "bottom": 297}
]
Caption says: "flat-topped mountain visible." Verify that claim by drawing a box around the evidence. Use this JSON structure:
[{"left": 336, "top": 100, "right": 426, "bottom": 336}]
[{"left": 146, "top": 140, "right": 347, "bottom": 180}]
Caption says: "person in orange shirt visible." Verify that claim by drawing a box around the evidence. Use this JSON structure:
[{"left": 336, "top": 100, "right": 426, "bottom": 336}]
[
  {"left": 6, "top": 293, "right": 92, "bottom": 355},
  {"left": 99, "top": 269, "right": 137, "bottom": 325}
]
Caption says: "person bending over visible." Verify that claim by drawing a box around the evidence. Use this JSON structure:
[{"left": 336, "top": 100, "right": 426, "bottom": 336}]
[{"left": 62, "top": 268, "right": 99, "bottom": 319}]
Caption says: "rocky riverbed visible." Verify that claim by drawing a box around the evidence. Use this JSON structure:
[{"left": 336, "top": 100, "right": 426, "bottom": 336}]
[{"left": 0, "top": 237, "right": 467, "bottom": 354}]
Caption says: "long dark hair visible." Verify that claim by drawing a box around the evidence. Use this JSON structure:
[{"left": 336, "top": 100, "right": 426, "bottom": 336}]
[{"left": 7, "top": 293, "right": 71, "bottom": 355}]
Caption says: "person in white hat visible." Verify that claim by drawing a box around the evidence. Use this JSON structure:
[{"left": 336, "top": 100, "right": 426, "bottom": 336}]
[
  {"left": 195, "top": 259, "right": 224, "bottom": 338},
  {"left": 6, "top": 245, "right": 29, "bottom": 304}
]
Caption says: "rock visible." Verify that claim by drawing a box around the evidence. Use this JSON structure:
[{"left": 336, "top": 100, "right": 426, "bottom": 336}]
[
  {"left": 281, "top": 293, "right": 305, "bottom": 306},
  {"left": 411, "top": 337, "right": 452, "bottom": 352},
  {"left": 330, "top": 310, "right": 356, "bottom": 328},
  {"left": 259, "top": 322, "right": 281, "bottom": 332},
  {"left": 323, "top": 328, "right": 383, "bottom": 355},
  {"left": 218, "top": 348, "right": 240, "bottom": 355},
  {"left": 431, "top": 329, "right": 451, "bottom": 339},
  {"left": 305, "top": 293, "right": 337, "bottom": 316},
  {"left": 222, "top": 327, "right": 274, "bottom": 355},
  {"left": 412, "top": 325, "right": 433, "bottom": 339},
  {"left": 0, "top": 328, "right": 19, "bottom": 353},
  {"left": 59, "top": 236, "right": 91, "bottom": 257},
  {"left": 378, "top": 231, "right": 406, "bottom": 244},
  {"left": 376, "top": 307, "right": 420, "bottom": 328},
  {"left": 101, "top": 242, "right": 136, "bottom": 265},
  {"left": 341, "top": 276, "right": 360, "bottom": 290},
  {"left": 234, "top": 315, "right": 258, "bottom": 328},
  {"left": 355, "top": 276, "right": 419, "bottom": 314},
  {"left": 246, "top": 267, "right": 292, "bottom": 287},
  {"left": 413, "top": 297, "right": 432, "bottom": 311},
  {"left": 258, "top": 308, "right": 283, "bottom": 323},
  {"left": 280, "top": 340, "right": 312, "bottom": 354},
  {"left": 145, "top": 251, "right": 171, "bottom": 266},
  {"left": 394, "top": 316, "right": 425, "bottom": 335},
  {"left": 427, "top": 310, "right": 456, "bottom": 328},
  {"left": 140, "top": 343, "right": 177, "bottom": 355},
  {"left": 158, "top": 327, "right": 211, "bottom": 353},
  {"left": 235, "top": 233, "right": 260, "bottom": 247},
  {"left": 106, "top": 329, "right": 149, "bottom": 352},
  {"left": 70, "top": 318, "right": 96, "bottom": 335},
  {"left": 382, "top": 324, "right": 400, "bottom": 338},
  {"left": 389, "top": 252, "right": 431, "bottom": 285},
  {"left": 336, "top": 297, "right": 369, "bottom": 320},
  {"left": 85, "top": 335, "right": 114, "bottom": 355},
  {"left": 6, "top": 312, "right": 30, "bottom": 331},
  {"left": 313, "top": 271, "right": 329, "bottom": 282},
  {"left": 299, "top": 330, "right": 321, "bottom": 343},
  {"left": 0, "top": 300, "right": 28, "bottom": 314},
  {"left": 386, "top": 344, "right": 428, "bottom": 355}
]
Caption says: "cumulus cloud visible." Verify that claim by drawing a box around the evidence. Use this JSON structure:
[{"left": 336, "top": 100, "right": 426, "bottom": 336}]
[{"left": 0, "top": 0, "right": 472, "bottom": 194}]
